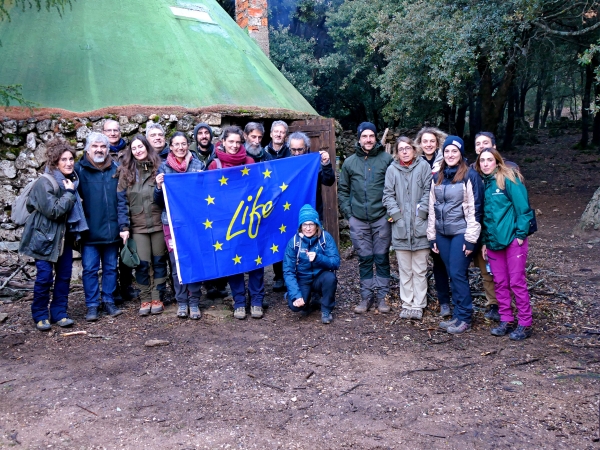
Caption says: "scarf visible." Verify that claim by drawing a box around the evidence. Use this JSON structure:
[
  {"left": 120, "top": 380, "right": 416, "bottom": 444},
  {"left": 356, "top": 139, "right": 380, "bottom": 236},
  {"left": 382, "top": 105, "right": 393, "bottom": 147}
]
[
  {"left": 47, "top": 168, "right": 88, "bottom": 236},
  {"left": 109, "top": 138, "right": 127, "bottom": 154},
  {"left": 214, "top": 142, "right": 249, "bottom": 167},
  {"left": 167, "top": 151, "right": 192, "bottom": 173},
  {"left": 399, "top": 158, "right": 414, "bottom": 167}
]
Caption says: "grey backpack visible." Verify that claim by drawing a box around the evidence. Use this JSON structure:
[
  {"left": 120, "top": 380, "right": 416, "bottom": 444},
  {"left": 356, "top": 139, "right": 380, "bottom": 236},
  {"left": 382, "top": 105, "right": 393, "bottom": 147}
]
[{"left": 11, "top": 174, "right": 60, "bottom": 226}]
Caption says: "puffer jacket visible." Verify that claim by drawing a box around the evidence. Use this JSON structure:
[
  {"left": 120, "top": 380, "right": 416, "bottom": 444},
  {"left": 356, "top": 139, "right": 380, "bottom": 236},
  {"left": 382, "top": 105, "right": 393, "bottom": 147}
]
[
  {"left": 117, "top": 160, "right": 163, "bottom": 234},
  {"left": 338, "top": 142, "right": 393, "bottom": 222},
  {"left": 19, "top": 176, "right": 76, "bottom": 262},
  {"left": 382, "top": 158, "right": 432, "bottom": 251},
  {"left": 481, "top": 172, "right": 534, "bottom": 251},
  {"left": 427, "top": 165, "right": 483, "bottom": 250},
  {"left": 422, "top": 150, "right": 444, "bottom": 173},
  {"left": 153, "top": 155, "right": 206, "bottom": 225},
  {"left": 283, "top": 230, "right": 340, "bottom": 301}
]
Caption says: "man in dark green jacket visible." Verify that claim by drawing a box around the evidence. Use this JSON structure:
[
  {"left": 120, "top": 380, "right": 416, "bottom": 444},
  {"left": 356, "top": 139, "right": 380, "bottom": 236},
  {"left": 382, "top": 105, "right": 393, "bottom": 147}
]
[{"left": 338, "top": 122, "right": 393, "bottom": 314}]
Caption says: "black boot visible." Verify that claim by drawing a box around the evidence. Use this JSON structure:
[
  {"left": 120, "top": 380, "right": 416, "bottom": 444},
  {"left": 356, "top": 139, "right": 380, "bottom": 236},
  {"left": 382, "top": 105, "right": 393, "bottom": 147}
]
[
  {"left": 491, "top": 321, "right": 513, "bottom": 336},
  {"left": 104, "top": 302, "right": 123, "bottom": 318},
  {"left": 85, "top": 307, "right": 98, "bottom": 322}
]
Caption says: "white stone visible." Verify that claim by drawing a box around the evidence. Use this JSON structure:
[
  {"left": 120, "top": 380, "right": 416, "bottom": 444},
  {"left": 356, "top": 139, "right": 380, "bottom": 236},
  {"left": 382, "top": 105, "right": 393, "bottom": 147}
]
[
  {"left": 76, "top": 125, "right": 91, "bottom": 141},
  {"left": 14, "top": 152, "right": 28, "bottom": 170},
  {"left": 118, "top": 116, "right": 129, "bottom": 125},
  {"left": 26, "top": 132, "right": 37, "bottom": 150},
  {"left": 0, "top": 160, "right": 17, "bottom": 179}
]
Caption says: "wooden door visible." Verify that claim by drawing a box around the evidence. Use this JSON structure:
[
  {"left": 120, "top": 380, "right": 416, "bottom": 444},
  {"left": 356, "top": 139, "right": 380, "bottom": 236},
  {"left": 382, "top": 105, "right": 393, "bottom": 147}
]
[{"left": 289, "top": 118, "right": 339, "bottom": 245}]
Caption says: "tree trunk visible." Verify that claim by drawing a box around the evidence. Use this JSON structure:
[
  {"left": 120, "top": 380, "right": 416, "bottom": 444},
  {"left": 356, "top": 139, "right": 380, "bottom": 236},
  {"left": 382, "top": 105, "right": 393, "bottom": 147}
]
[
  {"left": 541, "top": 97, "right": 552, "bottom": 128},
  {"left": 581, "top": 61, "right": 593, "bottom": 147},
  {"left": 456, "top": 103, "right": 468, "bottom": 138},
  {"left": 593, "top": 80, "right": 600, "bottom": 145},
  {"left": 504, "top": 84, "right": 516, "bottom": 150},
  {"left": 478, "top": 56, "right": 515, "bottom": 135},
  {"left": 533, "top": 83, "right": 544, "bottom": 129}
]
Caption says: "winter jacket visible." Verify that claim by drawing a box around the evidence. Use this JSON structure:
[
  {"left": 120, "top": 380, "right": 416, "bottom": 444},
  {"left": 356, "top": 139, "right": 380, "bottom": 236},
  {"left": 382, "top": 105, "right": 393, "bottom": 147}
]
[
  {"left": 19, "top": 176, "right": 76, "bottom": 262},
  {"left": 109, "top": 138, "right": 127, "bottom": 163},
  {"left": 266, "top": 142, "right": 291, "bottom": 159},
  {"left": 75, "top": 156, "right": 120, "bottom": 245},
  {"left": 382, "top": 158, "right": 432, "bottom": 251},
  {"left": 338, "top": 142, "right": 393, "bottom": 222},
  {"left": 153, "top": 155, "right": 206, "bottom": 225},
  {"left": 422, "top": 150, "right": 444, "bottom": 173},
  {"left": 158, "top": 145, "right": 170, "bottom": 161},
  {"left": 283, "top": 230, "right": 340, "bottom": 301},
  {"left": 247, "top": 146, "right": 274, "bottom": 163},
  {"left": 117, "top": 160, "right": 163, "bottom": 234},
  {"left": 316, "top": 162, "right": 336, "bottom": 219},
  {"left": 190, "top": 142, "right": 217, "bottom": 167},
  {"left": 427, "top": 166, "right": 483, "bottom": 251},
  {"left": 481, "top": 172, "right": 534, "bottom": 251}
]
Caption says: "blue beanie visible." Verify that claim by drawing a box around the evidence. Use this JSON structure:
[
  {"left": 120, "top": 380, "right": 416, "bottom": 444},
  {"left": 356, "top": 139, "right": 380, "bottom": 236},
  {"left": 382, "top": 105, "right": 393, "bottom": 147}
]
[
  {"left": 357, "top": 122, "right": 377, "bottom": 139},
  {"left": 442, "top": 135, "right": 466, "bottom": 158},
  {"left": 298, "top": 204, "right": 321, "bottom": 229}
]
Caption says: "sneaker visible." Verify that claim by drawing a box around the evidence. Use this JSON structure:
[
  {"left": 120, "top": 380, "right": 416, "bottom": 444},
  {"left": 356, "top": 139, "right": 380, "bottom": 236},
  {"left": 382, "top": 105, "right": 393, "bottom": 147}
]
[
  {"left": 104, "top": 303, "right": 123, "bottom": 318},
  {"left": 439, "top": 317, "right": 458, "bottom": 330},
  {"left": 150, "top": 300, "right": 164, "bottom": 315},
  {"left": 399, "top": 309, "right": 411, "bottom": 319},
  {"left": 321, "top": 311, "right": 333, "bottom": 324},
  {"left": 491, "top": 321, "right": 514, "bottom": 336},
  {"left": 484, "top": 304, "right": 501, "bottom": 321},
  {"left": 447, "top": 321, "right": 471, "bottom": 334},
  {"left": 36, "top": 319, "right": 51, "bottom": 331},
  {"left": 509, "top": 325, "right": 532, "bottom": 341},
  {"left": 177, "top": 304, "right": 188, "bottom": 318},
  {"left": 439, "top": 303, "right": 451, "bottom": 318},
  {"left": 85, "top": 306, "right": 98, "bottom": 322},
  {"left": 273, "top": 279, "right": 286, "bottom": 292},
  {"left": 139, "top": 302, "right": 152, "bottom": 316},
  {"left": 189, "top": 305, "right": 201, "bottom": 320},
  {"left": 251, "top": 306, "right": 263, "bottom": 319},
  {"left": 55, "top": 317, "right": 74, "bottom": 327},
  {"left": 234, "top": 307, "right": 246, "bottom": 320},
  {"left": 409, "top": 309, "right": 423, "bottom": 320}
]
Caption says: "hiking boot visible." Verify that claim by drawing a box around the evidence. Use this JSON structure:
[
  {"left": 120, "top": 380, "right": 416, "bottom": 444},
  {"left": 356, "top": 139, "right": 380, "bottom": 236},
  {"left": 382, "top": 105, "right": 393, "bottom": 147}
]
[
  {"left": 36, "top": 319, "right": 51, "bottom": 331},
  {"left": 150, "top": 300, "right": 164, "bottom": 315},
  {"left": 139, "top": 302, "right": 152, "bottom": 316},
  {"left": 484, "top": 304, "right": 501, "bottom": 322},
  {"left": 354, "top": 298, "right": 370, "bottom": 314},
  {"left": 234, "top": 307, "right": 246, "bottom": 320},
  {"left": 509, "top": 325, "right": 533, "bottom": 341},
  {"left": 177, "top": 304, "right": 188, "bottom": 318},
  {"left": 85, "top": 307, "right": 99, "bottom": 322},
  {"left": 399, "top": 309, "right": 411, "bottom": 319},
  {"left": 377, "top": 297, "right": 390, "bottom": 314},
  {"left": 251, "top": 306, "right": 263, "bottom": 319},
  {"left": 189, "top": 305, "right": 201, "bottom": 320},
  {"left": 491, "top": 321, "right": 514, "bottom": 336},
  {"left": 322, "top": 311, "right": 333, "bottom": 324},
  {"left": 439, "top": 317, "right": 458, "bottom": 330},
  {"left": 410, "top": 309, "right": 423, "bottom": 320},
  {"left": 439, "top": 303, "right": 451, "bottom": 318},
  {"left": 55, "top": 317, "right": 74, "bottom": 327},
  {"left": 273, "top": 279, "right": 286, "bottom": 292},
  {"left": 447, "top": 321, "right": 471, "bottom": 334},
  {"left": 104, "top": 303, "right": 123, "bottom": 318}
]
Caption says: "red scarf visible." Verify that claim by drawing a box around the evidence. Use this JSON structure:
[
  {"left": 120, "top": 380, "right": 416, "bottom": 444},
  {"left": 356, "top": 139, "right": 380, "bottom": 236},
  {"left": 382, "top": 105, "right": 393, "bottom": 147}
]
[
  {"left": 167, "top": 151, "right": 192, "bottom": 173},
  {"left": 399, "top": 158, "right": 414, "bottom": 167},
  {"left": 214, "top": 143, "right": 251, "bottom": 168}
]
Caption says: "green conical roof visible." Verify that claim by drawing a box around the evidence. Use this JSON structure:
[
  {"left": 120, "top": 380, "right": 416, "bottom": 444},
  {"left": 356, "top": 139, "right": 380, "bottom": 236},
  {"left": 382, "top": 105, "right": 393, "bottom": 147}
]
[{"left": 0, "top": 0, "right": 317, "bottom": 115}]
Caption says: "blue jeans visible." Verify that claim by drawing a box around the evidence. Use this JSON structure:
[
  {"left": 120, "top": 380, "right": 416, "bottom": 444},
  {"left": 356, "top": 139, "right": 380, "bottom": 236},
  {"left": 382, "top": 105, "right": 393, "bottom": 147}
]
[
  {"left": 431, "top": 250, "right": 451, "bottom": 305},
  {"left": 228, "top": 268, "right": 265, "bottom": 309},
  {"left": 287, "top": 270, "right": 337, "bottom": 315},
  {"left": 32, "top": 238, "right": 73, "bottom": 323},
  {"left": 82, "top": 243, "right": 119, "bottom": 308},
  {"left": 436, "top": 234, "right": 473, "bottom": 324}
]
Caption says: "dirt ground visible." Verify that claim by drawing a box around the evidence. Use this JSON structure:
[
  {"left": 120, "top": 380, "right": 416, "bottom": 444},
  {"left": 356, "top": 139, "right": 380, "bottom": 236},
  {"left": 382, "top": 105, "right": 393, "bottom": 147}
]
[{"left": 0, "top": 129, "right": 599, "bottom": 449}]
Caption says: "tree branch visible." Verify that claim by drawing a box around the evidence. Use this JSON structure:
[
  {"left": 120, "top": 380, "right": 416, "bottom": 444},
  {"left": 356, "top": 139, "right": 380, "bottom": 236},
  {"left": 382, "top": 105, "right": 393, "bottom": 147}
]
[{"left": 533, "top": 19, "right": 600, "bottom": 36}]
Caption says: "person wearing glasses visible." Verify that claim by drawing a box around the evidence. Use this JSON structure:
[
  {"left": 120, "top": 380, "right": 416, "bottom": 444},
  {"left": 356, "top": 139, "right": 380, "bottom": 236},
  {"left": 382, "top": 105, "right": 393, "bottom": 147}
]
[
  {"left": 288, "top": 131, "right": 335, "bottom": 220},
  {"left": 102, "top": 119, "right": 128, "bottom": 161},
  {"left": 383, "top": 137, "right": 432, "bottom": 320},
  {"left": 146, "top": 123, "right": 170, "bottom": 160}
]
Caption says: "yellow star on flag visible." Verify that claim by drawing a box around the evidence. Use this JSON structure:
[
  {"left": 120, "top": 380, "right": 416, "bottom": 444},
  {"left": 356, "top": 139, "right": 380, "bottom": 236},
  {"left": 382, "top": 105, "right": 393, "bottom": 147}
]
[
  {"left": 233, "top": 254, "right": 242, "bottom": 264},
  {"left": 279, "top": 224, "right": 287, "bottom": 233},
  {"left": 262, "top": 168, "right": 272, "bottom": 178},
  {"left": 254, "top": 255, "right": 263, "bottom": 265},
  {"left": 241, "top": 166, "right": 250, "bottom": 176},
  {"left": 205, "top": 195, "right": 215, "bottom": 205},
  {"left": 279, "top": 182, "right": 288, "bottom": 192},
  {"left": 213, "top": 241, "right": 223, "bottom": 251},
  {"left": 270, "top": 244, "right": 279, "bottom": 253},
  {"left": 219, "top": 175, "right": 228, "bottom": 186},
  {"left": 203, "top": 219, "right": 213, "bottom": 229},
  {"left": 283, "top": 201, "right": 291, "bottom": 211}
]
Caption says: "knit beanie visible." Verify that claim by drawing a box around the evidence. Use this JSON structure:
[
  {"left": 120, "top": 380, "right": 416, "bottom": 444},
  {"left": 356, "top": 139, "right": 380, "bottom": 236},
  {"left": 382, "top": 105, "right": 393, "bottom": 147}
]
[
  {"left": 442, "top": 135, "right": 465, "bottom": 158},
  {"left": 297, "top": 204, "right": 321, "bottom": 229},
  {"left": 357, "top": 122, "right": 377, "bottom": 139}
]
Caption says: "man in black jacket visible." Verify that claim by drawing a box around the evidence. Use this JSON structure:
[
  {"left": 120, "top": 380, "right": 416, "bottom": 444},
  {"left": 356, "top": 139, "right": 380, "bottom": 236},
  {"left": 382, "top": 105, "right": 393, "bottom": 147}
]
[
  {"left": 75, "top": 132, "right": 123, "bottom": 322},
  {"left": 189, "top": 122, "right": 218, "bottom": 167}
]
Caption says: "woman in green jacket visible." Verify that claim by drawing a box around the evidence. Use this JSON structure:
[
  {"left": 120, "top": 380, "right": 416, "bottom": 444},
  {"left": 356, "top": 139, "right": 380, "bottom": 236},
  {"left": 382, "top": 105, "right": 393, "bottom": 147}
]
[{"left": 477, "top": 148, "right": 535, "bottom": 341}]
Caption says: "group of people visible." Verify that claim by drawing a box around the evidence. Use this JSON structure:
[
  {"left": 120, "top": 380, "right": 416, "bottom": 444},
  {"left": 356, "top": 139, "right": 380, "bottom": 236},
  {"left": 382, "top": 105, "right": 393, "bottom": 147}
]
[
  {"left": 339, "top": 122, "right": 535, "bottom": 340},
  {"left": 19, "top": 116, "right": 534, "bottom": 340}
]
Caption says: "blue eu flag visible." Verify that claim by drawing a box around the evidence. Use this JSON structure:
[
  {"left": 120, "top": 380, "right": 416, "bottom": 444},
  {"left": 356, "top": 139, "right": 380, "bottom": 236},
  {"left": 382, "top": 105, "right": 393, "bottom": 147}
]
[{"left": 163, "top": 152, "right": 321, "bottom": 284}]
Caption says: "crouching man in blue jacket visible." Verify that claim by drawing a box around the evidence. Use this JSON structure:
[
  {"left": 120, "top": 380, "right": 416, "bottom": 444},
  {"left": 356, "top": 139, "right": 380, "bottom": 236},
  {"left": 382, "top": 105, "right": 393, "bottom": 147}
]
[{"left": 283, "top": 204, "right": 341, "bottom": 324}]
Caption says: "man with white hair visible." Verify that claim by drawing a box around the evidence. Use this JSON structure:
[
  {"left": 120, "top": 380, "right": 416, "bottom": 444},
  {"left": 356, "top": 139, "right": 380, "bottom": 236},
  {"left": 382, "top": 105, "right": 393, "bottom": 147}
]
[
  {"left": 146, "top": 123, "right": 170, "bottom": 160},
  {"left": 75, "top": 132, "right": 123, "bottom": 322}
]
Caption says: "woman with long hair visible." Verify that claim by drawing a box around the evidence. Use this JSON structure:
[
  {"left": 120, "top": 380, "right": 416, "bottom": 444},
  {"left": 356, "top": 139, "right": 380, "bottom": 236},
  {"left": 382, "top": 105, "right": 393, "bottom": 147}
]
[
  {"left": 476, "top": 148, "right": 534, "bottom": 340},
  {"left": 117, "top": 134, "right": 168, "bottom": 317},
  {"left": 427, "top": 136, "right": 483, "bottom": 334}
]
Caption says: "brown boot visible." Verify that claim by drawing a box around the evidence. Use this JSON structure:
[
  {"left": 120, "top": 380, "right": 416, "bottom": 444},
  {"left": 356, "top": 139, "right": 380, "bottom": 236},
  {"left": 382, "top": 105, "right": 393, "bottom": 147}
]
[
  {"left": 377, "top": 297, "right": 390, "bottom": 313},
  {"left": 354, "top": 298, "right": 370, "bottom": 314}
]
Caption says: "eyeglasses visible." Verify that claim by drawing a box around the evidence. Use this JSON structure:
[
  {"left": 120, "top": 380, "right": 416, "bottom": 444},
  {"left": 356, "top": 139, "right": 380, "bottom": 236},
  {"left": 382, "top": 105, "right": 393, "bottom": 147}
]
[
  {"left": 171, "top": 143, "right": 188, "bottom": 149},
  {"left": 398, "top": 146, "right": 413, "bottom": 153},
  {"left": 290, "top": 148, "right": 306, "bottom": 154},
  {"left": 302, "top": 222, "right": 316, "bottom": 228},
  {"left": 104, "top": 129, "right": 120, "bottom": 134}
]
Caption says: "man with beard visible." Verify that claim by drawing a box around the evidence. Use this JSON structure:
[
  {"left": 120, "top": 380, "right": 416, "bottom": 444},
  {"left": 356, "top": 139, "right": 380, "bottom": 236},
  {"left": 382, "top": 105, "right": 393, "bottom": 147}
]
[
  {"left": 103, "top": 119, "right": 127, "bottom": 162},
  {"left": 75, "top": 132, "right": 123, "bottom": 322},
  {"left": 146, "top": 123, "right": 170, "bottom": 160},
  {"left": 244, "top": 122, "right": 272, "bottom": 163},
  {"left": 189, "top": 122, "right": 218, "bottom": 167}
]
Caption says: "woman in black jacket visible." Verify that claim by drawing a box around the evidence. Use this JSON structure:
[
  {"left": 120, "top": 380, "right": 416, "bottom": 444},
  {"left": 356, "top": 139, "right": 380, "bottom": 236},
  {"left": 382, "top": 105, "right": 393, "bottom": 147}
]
[{"left": 19, "top": 139, "right": 88, "bottom": 331}]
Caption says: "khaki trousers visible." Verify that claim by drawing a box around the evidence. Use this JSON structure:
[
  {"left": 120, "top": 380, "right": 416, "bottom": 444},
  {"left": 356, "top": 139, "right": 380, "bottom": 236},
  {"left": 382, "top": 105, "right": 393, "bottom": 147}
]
[
  {"left": 396, "top": 249, "right": 429, "bottom": 310},
  {"left": 472, "top": 250, "right": 497, "bottom": 306}
]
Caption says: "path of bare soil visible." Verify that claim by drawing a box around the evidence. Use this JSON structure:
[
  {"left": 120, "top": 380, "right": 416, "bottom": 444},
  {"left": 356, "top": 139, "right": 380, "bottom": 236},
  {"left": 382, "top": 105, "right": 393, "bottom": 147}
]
[{"left": 0, "top": 130, "right": 599, "bottom": 449}]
